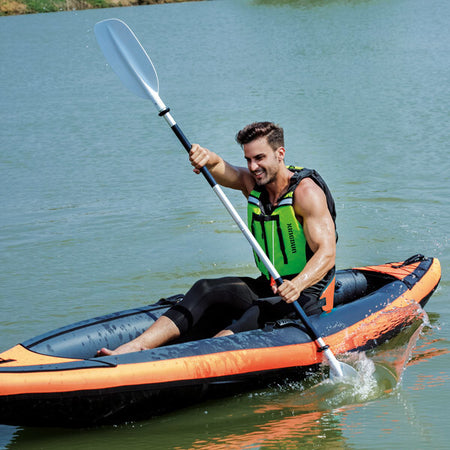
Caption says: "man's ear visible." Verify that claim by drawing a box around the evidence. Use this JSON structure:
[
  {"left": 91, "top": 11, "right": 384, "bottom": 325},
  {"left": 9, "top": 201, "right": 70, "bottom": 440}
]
[{"left": 276, "top": 147, "right": 286, "bottom": 161}]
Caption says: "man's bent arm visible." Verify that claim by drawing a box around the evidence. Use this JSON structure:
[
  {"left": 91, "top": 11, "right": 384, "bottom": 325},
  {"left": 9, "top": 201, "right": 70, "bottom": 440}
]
[{"left": 189, "top": 144, "right": 254, "bottom": 196}]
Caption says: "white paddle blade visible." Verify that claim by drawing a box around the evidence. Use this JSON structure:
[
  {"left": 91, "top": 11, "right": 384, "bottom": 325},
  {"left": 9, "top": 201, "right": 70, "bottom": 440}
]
[
  {"left": 325, "top": 348, "right": 358, "bottom": 380},
  {"left": 95, "top": 19, "right": 159, "bottom": 101},
  {"left": 337, "top": 362, "right": 359, "bottom": 379}
]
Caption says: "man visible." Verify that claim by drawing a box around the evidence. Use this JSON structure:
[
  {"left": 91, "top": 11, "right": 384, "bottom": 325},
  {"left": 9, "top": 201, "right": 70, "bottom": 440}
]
[{"left": 99, "top": 122, "right": 336, "bottom": 355}]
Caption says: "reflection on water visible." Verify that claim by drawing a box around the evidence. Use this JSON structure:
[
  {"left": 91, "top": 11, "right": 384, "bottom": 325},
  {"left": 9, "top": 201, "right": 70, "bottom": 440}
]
[
  {"left": 408, "top": 313, "right": 450, "bottom": 370},
  {"left": 4, "top": 318, "right": 438, "bottom": 450},
  {"left": 406, "top": 313, "right": 450, "bottom": 392}
]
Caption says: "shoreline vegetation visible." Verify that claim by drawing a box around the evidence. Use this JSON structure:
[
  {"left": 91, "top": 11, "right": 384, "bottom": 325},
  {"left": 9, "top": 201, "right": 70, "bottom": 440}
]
[{"left": 0, "top": 0, "right": 202, "bottom": 16}]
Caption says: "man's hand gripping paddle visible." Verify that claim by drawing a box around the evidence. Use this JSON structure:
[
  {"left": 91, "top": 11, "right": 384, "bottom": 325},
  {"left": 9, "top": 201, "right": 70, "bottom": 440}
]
[{"left": 94, "top": 18, "right": 357, "bottom": 380}]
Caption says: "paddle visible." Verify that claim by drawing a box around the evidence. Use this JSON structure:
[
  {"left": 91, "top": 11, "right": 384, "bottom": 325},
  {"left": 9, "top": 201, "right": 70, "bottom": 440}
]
[{"left": 94, "top": 18, "right": 356, "bottom": 380}]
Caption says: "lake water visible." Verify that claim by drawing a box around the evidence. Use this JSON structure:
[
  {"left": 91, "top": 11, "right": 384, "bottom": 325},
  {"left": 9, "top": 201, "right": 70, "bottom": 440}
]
[{"left": 0, "top": 0, "right": 449, "bottom": 448}]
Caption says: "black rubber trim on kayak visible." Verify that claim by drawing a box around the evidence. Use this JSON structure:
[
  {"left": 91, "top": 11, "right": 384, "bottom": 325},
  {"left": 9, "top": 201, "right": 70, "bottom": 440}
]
[
  {"left": 402, "top": 257, "right": 432, "bottom": 290},
  {"left": 0, "top": 354, "right": 117, "bottom": 374}
]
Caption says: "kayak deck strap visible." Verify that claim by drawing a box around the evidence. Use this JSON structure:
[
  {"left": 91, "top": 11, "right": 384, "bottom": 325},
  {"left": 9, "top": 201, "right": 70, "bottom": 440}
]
[{"left": 353, "top": 254, "right": 431, "bottom": 283}]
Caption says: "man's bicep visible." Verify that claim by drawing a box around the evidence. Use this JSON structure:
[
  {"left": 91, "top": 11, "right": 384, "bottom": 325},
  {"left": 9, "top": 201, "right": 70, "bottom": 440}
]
[{"left": 295, "top": 182, "right": 335, "bottom": 252}]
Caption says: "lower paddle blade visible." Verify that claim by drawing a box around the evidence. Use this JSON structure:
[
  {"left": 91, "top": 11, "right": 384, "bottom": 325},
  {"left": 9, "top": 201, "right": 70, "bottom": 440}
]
[
  {"left": 94, "top": 19, "right": 159, "bottom": 100},
  {"left": 324, "top": 347, "right": 358, "bottom": 380},
  {"left": 330, "top": 361, "right": 358, "bottom": 381}
]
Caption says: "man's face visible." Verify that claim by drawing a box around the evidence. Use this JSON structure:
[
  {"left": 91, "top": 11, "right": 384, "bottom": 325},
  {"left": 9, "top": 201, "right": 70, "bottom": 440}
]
[{"left": 243, "top": 137, "right": 284, "bottom": 186}]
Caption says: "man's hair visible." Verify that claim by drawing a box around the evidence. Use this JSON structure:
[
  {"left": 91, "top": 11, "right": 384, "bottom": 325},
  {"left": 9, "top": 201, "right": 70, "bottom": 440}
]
[{"left": 235, "top": 122, "right": 284, "bottom": 151}]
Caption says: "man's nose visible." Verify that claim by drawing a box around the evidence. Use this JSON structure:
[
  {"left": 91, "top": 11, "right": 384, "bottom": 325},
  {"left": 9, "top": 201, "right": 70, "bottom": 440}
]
[{"left": 248, "top": 160, "right": 258, "bottom": 171}]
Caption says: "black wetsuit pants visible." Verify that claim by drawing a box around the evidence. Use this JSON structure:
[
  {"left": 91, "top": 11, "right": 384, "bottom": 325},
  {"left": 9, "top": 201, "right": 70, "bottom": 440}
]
[{"left": 163, "top": 269, "right": 334, "bottom": 335}]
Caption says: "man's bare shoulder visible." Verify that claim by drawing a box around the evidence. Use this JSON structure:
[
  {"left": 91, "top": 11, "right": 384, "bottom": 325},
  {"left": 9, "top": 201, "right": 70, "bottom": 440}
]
[{"left": 293, "top": 177, "right": 328, "bottom": 215}]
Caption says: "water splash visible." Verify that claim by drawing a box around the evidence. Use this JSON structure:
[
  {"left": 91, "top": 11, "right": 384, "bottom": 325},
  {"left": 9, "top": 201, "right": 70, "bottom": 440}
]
[
  {"left": 300, "top": 352, "right": 396, "bottom": 410},
  {"left": 302, "top": 318, "right": 431, "bottom": 412}
]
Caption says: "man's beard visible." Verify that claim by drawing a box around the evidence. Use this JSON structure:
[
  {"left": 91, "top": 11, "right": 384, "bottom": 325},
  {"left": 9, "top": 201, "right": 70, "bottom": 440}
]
[{"left": 253, "top": 167, "right": 278, "bottom": 186}]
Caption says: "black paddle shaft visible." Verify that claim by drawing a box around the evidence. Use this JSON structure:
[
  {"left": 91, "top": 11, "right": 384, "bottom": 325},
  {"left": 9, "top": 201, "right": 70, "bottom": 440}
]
[{"left": 170, "top": 123, "right": 217, "bottom": 188}]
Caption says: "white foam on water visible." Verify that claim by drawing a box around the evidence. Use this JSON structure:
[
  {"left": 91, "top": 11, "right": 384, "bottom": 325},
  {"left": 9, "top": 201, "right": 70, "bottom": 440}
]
[{"left": 305, "top": 352, "right": 400, "bottom": 410}]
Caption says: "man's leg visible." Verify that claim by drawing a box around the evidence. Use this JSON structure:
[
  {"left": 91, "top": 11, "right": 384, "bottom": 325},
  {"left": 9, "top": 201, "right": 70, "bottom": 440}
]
[
  {"left": 98, "top": 277, "right": 258, "bottom": 355},
  {"left": 98, "top": 316, "right": 180, "bottom": 355}
]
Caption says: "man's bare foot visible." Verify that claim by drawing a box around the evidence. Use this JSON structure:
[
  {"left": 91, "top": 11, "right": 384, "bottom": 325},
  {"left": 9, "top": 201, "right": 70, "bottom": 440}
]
[
  {"left": 214, "top": 329, "right": 234, "bottom": 338},
  {"left": 96, "top": 316, "right": 181, "bottom": 356},
  {"left": 97, "top": 348, "right": 116, "bottom": 356},
  {"left": 96, "top": 341, "right": 144, "bottom": 356}
]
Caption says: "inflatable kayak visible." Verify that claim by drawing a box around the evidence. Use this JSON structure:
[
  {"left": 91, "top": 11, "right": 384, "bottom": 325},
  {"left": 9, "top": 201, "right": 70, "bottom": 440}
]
[{"left": 0, "top": 254, "right": 440, "bottom": 427}]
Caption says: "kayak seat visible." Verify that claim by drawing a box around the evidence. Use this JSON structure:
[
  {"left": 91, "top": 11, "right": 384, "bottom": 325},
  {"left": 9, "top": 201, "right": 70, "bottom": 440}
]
[{"left": 334, "top": 270, "right": 368, "bottom": 307}]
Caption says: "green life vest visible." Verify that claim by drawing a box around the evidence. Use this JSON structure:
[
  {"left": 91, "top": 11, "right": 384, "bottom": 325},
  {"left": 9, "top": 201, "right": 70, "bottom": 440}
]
[{"left": 247, "top": 166, "right": 336, "bottom": 280}]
